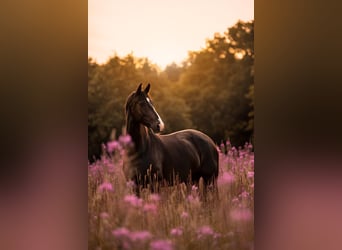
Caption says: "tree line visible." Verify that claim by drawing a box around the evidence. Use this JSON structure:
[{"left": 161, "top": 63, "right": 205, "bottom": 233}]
[{"left": 88, "top": 20, "right": 254, "bottom": 161}]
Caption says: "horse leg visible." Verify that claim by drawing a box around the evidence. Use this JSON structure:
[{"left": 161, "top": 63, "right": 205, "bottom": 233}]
[
  {"left": 202, "top": 176, "right": 219, "bottom": 202},
  {"left": 199, "top": 177, "right": 207, "bottom": 201},
  {"left": 133, "top": 175, "right": 142, "bottom": 197}
]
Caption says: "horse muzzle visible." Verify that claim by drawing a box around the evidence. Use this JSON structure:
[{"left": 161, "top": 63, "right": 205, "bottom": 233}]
[
  {"left": 158, "top": 120, "right": 165, "bottom": 132},
  {"left": 151, "top": 120, "right": 164, "bottom": 133}
]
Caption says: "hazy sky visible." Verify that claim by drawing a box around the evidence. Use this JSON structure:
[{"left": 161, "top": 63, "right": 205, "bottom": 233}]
[{"left": 89, "top": 0, "right": 254, "bottom": 69}]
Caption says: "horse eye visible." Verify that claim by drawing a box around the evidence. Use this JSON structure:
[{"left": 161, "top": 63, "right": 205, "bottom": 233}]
[{"left": 138, "top": 100, "right": 148, "bottom": 108}]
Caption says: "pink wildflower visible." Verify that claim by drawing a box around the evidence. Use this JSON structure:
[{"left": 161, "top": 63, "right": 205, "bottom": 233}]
[
  {"left": 89, "top": 164, "right": 102, "bottom": 175},
  {"left": 191, "top": 185, "right": 198, "bottom": 192},
  {"left": 150, "top": 240, "right": 173, "bottom": 250},
  {"left": 222, "top": 156, "right": 229, "bottom": 164},
  {"left": 197, "top": 225, "right": 214, "bottom": 236},
  {"left": 143, "top": 203, "right": 158, "bottom": 214},
  {"left": 107, "top": 162, "right": 115, "bottom": 173},
  {"left": 213, "top": 232, "right": 221, "bottom": 239},
  {"left": 230, "top": 208, "right": 253, "bottom": 221},
  {"left": 197, "top": 226, "right": 217, "bottom": 239},
  {"left": 129, "top": 230, "right": 152, "bottom": 242},
  {"left": 107, "top": 140, "right": 121, "bottom": 153},
  {"left": 232, "top": 197, "right": 239, "bottom": 204},
  {"left": 98, "top": 181, "right": 113, "bottom": 192},
  {"left": 187, "top": 195, "right": 200, "bottom": 204},
  {"left": 240, "top": 191, "right": 249, "bottom": 199},
  {"left": 247, "top": 171, "right": 254, "bottom": 178},
  {"left": 170, "top": 227, "right": 183, "bottom": 236},
  {"left": 218, "top": 171, "right": 235, "bottom": 185},
  {"left": 181, "top": 211, "right": 189, "bottom": 218},
  {"left": 250, "top": 159, "right": 254, "bottom": 166},
  {"left": 112, "top": 227, "right": 130, "bottom": 238},
  {"left": 126, "top": 180, "right": 136, "bottom": 188},
  {"left": 100, "top": 212, "right": 109, "bottom": 219},
  {"left": 124, "top": 194, "right": 143, "bottom": 207},
  {"left": 149, "top": 194, "right": 161, "bottom": 202},
  {"left": 119, "top": 134, "right": 132, "bottom": 145}
]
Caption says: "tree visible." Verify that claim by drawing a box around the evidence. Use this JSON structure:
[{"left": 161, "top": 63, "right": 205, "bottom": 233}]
[{"left": 179, "top": 20, "right": 254, "bottom": 145}]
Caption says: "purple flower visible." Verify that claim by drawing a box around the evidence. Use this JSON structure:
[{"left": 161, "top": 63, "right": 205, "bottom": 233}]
[
  {"left": 217, "top": 171, "right": 235, "bottom": 186},
  {"left": 126, "top": 180, "right": 136, "bottom": 188},
  {"left": 170, "top": 227, "right": 183, "bottom": 236},
  {"left": 129, "top": 230, "right": 152, "bottom": 242},
  {"left": 181, "top": 211, "right": 189, "bottom": 218},
  {"left": 230, "top": 208, "right": 253, "bottom": 221},
  {"left": 240, "top": 191, "right": 249, "bottom": 199},
  {"left": 232, "top": 197, "right": 239, "bottom": 204},
  {"left": 247, "top": 171, "right": 254, "bottom": 178},
  {"left": 100, "top": 212, "right": 109, "bottom": 219},
  {"left": 107, "top": 140, "right": 121, "bottom": 153},
  {"left": 187, "top": 195, "right": 200, "bottom": 204},
  {"left": 143, "top": 203, "right": 158, "bottom": 213},
  {"left": 213, "top": 232, "right": 221, "bottom": 239},
  {"left": 197, "top": 225, "right": 214, "bottom": 237},
  {"left": 149, "top": 194, "right": 161, "bottom": 202},
  {"left": 191, "top": 185, "right": 198, "bottom": 192},
  {"left": 119, "top": 134, "right": 132, "bottom": 145},
  {"left": 112, "top": 227, "right": 130, "bottom": 238},
  {"left": 98, "top": 181, "right": 113, "bottom": 192},
  {"left": 89, "top": 164, "right": 102, "bottom": 175},
  {"left": 150, "top": 240, "right": 173, "bottom": 250},
  {"left": 196, "top": 225, "right": 221, "bottom": 239},
  {"left": 113, "top": 228, "right": 153, "bottom": 244},
  {"left": 124, "top": 195, "right": 143, "bottom": 207},
  {"left": 250, "top": 158, "right": 255, "bottom": 166}
]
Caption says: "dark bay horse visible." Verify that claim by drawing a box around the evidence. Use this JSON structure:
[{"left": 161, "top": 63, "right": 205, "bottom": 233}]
[{"left": 123, "top": 83, "right": 218, "bottom": 194}]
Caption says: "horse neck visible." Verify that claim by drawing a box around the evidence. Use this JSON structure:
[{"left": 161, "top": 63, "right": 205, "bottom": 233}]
[{"left": 126, "top": 115, "right": 150, "bottom": 154}]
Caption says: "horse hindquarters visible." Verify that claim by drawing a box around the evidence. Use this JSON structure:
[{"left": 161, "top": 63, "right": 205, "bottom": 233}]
[
  {"left": 163, "top": 129, "right": 219, "bottom": 186},
  {"left": 190, "top": 132, "right": 219, "bottom": 183}
]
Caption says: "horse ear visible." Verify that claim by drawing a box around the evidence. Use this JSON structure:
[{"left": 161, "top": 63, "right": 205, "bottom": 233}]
[
  {"left": 136, "top": 83, "right": 143, "bottom": 94},
  {"left": 144, "top": 83, "right": 150, "bottom": 94}
]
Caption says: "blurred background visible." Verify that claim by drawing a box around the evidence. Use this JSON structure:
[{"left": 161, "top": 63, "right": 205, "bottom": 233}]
[{"left": 88, "top": 0, "right": 254, "bottom": 161}]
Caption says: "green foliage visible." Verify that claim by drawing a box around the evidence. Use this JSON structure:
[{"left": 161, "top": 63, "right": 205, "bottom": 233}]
[
  {"left": 88, "top": 20, "right": 254, "bottom": 161},
  {"left": 179, "top": 20, "right": 254, "bottom": 145}
]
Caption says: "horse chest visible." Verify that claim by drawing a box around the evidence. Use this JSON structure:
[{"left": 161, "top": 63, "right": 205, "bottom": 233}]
[{"left": 135, "top": 152, "right": 163, "bottom": 176}]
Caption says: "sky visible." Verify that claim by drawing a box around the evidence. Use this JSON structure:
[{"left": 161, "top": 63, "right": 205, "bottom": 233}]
[{"left": 88, "top": 0, "right": 254, "bottom": 69}]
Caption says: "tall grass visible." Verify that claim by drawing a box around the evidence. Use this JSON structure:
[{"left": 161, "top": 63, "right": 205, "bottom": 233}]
[{"left": 88, "top": 139, "right": 254, "bottom": 250}]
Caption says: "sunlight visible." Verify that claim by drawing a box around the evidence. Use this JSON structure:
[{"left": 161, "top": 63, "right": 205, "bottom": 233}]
[
  {"left": 88, "top": 0, "right": 254, "bottom": 68},
  {"left": 234, "top": 51, "right": 245, "bottom": 60},
  {"left": 142, "top": 48, "right": 187, "bottom": 69}
]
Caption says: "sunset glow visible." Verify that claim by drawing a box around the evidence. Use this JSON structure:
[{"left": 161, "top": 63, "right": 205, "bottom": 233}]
[{"left": 88, "top": 0, "right": 254, "bottom": 69}]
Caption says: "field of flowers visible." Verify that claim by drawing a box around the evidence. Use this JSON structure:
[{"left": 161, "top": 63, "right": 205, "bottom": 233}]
[{"left": 88, "top": 137, "right": 254, "bottom": 250}]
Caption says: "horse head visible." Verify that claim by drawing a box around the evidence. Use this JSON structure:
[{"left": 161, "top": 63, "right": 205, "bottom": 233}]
[{"left": 125, "top": 83, "right": 164, "bottom": 133}]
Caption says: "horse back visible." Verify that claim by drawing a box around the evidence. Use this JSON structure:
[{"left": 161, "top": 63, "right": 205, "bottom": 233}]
[{"left": 159, "top": 129, "right": 219, "bottom": 182}]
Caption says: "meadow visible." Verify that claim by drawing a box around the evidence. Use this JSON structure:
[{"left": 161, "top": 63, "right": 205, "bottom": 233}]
[{"left": 88, "top": 136, "right": 254, "bottom": 250}]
